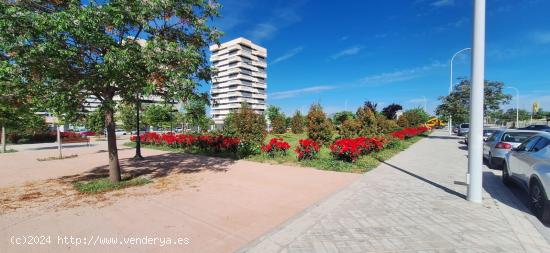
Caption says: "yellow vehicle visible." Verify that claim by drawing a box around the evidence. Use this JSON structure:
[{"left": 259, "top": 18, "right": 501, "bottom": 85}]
[{"left": 426, "top": 117, "right": 446, "bottom": 129}]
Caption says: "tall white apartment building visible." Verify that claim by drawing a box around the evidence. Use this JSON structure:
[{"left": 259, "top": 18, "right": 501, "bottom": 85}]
[{"left": 209, "top": 37, "right": 267, "bottom": 126}]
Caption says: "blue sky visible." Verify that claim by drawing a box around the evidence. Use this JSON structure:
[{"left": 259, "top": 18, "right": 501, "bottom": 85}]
[{"left": 210, "top": 0, "right": 550, "bottom": 116}]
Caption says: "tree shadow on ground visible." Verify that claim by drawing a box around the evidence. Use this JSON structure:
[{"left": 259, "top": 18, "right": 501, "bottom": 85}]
[
  {"left": 58, "top": 153, "right": 236, "bottom": 183},
  {"left": 32, "top": 143, "right": 95, "bottom": 150},
  {"left": 381, "top": 161, "right": 466, "bottom": 199}
]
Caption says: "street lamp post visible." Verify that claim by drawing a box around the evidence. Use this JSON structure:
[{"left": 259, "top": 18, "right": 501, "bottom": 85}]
[
  {"left": 507, "top": 86, "right": 520, "bottom": 128},
  {"left": 422, "top": 96, "right": 427, "bottom": 112},
  {"left": 134, "top": 93, "right": 143, "bottom": 159},
  {"left": 449, "top": 47, "right": 471, "bottom": 135},
  {"left": 467, "top": 0, "right": 486, "bottom": 204}
]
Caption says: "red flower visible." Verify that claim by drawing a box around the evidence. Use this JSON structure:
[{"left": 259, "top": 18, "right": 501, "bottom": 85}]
[
  {"left": 330, "top": 137, "right": 371, "bottom": 162},
  {"left": 295, "top": 139, "right": 320, "bottom": 160},
  {"left": 262, "top": 138, "right": 291, "bottom": 156}
]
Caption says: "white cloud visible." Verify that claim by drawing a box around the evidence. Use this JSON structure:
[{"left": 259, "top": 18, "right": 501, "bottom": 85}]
[
  {"left": 360, "top": 62, "right": 446, "bottom": 85},
  {"left": 247, "top": 1, "right": 306, "bottom": 42},
  {"left": 331, "top": 46, "right": 363, "bottom": 59},
  {"left": 267, "top": 61, "right": 447, "bottom": 100},
  {"left": 530, "top": 31, "right": 550, "bottom": 44},
  {"left": 248, "top": 23, "right": 278, "bottom": 42},
  {"left": 270, "top": 86, "right": 336, "bottom": 99},
  {"left": 270, "top": 47, "right": 304, "bottom": 65},
  {"left": 407, "top": 98, "right": 428, "bottom": 104},
  {"left": 431, "top": 0, "right": 455, "bottom": 7}
]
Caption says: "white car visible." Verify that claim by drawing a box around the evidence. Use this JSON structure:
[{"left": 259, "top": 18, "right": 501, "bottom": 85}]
[
  {"left": 503, "top": 132, "right": 550, "bottom": 223},
  {"left": 114, "top": 129, "right": 127, "bottom": 136}
]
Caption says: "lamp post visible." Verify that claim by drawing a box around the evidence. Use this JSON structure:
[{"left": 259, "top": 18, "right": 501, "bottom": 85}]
[
  {"left": 449, "top": 47, "right": 471, "bottom": 135},
  {"left": 134, "top": 93, "right": 143, "bottom": 159},
  {"left": 467, "top": 0, "right": 486, "bottom": 204},
  {"left": 506, "top": 86, "right": 519, "bottom": 128},
  {"left": 422, "top": 96, "right": 427, "bottom": 112}
]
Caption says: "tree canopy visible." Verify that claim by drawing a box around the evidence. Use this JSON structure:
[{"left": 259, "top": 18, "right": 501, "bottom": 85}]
[
  {"left": 436, "top": 79, "right": 512, "bottom": 124},
  {"left": 0, "top": 1, "right": 221, "bottom": 182}
]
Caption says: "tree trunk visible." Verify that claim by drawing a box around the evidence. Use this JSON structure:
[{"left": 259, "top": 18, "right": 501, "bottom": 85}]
[
  {"left": 1, "top": 125, "right": 6, "bottom": 153},
  {"left": 56, "top": 125, "right": 63, "bottom": 158},
  {"left": 105, "top": 107, "right": 122, "bottom": 183}
]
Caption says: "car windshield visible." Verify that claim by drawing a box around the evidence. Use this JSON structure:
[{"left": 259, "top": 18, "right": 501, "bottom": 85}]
[
  {"left": 461, "top": 124, "right": 469, "bottom": 128},
  {"left": 500, "top": 132, "right": 537, "bottom": 143}
]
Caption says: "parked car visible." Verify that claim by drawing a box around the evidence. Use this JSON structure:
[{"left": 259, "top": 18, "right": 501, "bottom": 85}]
[
  {"left": 482, "top": 130, "right": 540, "bottom": 169},
  {"left": 503, "top": 132, "right": 550, "bottom": 223},
  {"left": 458, "top": 123, "right": 470, "bottom": 136},
  {"left": 465, "top": 128, "right": 502, "bottom": 145},
  {"left": 115, "top": 129, "right": 127, "bottom": 136},
  {"left": 520, "top": 125, "right": 550, "bottom": 132}
]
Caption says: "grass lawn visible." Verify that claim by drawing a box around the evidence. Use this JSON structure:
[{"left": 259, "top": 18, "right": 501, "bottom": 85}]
[
  {"left": 126, "top": 132, "right": 426, "bottom": 174},
  {"left": 247, "top": 133, "right": 424, "bottom": 173},
  {"left": 0, "top": 149, "right": 17, "bottom": 154},
  {"left": 74, "top": 177, "right": 152, "bottom": 193}
]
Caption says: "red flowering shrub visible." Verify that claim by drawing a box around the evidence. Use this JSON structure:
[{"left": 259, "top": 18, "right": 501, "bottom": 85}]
[
  {"left": 221, "top": 137, "right": 240, "bottom": 152},
  {"left": 132, "top": 132, "right": 240, "bottom": 153},
  {"left": 261, "top": 138, "right": 291, "bottom": 156},
  {"left": 295, "top": 139, "right": 320, "bottom": 160},
  {"left": 162, "top": 132, "right": 177, "bottom": 146},
  {"left": 391, "top": 126, "right": 430, "bottom": 140},
  {"left": 367, "top": 136, "right": 386, "bottom": 152},
  {"left": 60, "top": 132, "right": 83, "bottom": 140},
  {"left": 330, "top": 137, "right": 371, "bottom": 162}
]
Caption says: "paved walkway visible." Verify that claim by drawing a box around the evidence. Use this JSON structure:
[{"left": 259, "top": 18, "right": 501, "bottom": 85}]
[{"left": 239, "top": 130, "right": 550, "bottom": 252}]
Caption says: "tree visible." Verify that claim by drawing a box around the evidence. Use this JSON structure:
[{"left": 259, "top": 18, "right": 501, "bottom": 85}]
[
  {"left": 117, "top": 103, "right": 137, "bottom": 133},
  {"left": 1, "top": 1, "right": 221, "bottom": 182},
  {"left": 230, "top": 104, "right": 267, "bottom": 155},
  {"left": 271, "top": 114, "right": 287, "bottom": 134},
  {"left": 86, "top": 108, "right": 106, "bottom": 135},
  {"left": 364, "top": 101, "right": 378, "bottom": 113},
  {"left": 142, "top": 104, "right": 173, "bottom": 130},
  {"left": 338, "top": 118, "right": 361, "bottom": 138},
  {"left": 266, "top": 105, "right": 282, "bottom": 122},
  {"left": 332, "top": 111, "right": 354, "bottom": 126},
  {"left": 306, "top": 104, "right": 333, "bottom": 146},
  {"left": 400, "top": 108, "right": 430, "bottom": 127},
  {"left": 382, "top": 103, "right": 403, "bottom": 120},
  {"left": 183, "top": 97, "right": 210, "bottom": 132},
  {"left": 290, "top": 111, "right": 305, "bottom": 134},
  {"left": 356, "top": 104, "right": 378, "bottom": 136},
  {"left": 436, "top": 79, "right": 512, "bottom": 124}
]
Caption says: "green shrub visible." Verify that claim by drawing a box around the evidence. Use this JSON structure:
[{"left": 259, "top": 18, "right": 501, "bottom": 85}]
[
  {"left": 290, "top": 111, "right": 305, "bottom": 134},
  {"left": 306, "top": 104, "right": 333, "bottom": 146},
  {"left": 271, "top": 115, "right": 287, "bottom": 134},
  {"left": 338, "top": 118, "right": 361, "bottom": 138},
  {"left": 397, "top": 116, "right": 411, "bottom": 128},
  {"left": 376, "top": 114, "right": 400, "bottom": 134},
  {"left": 222, "top": 112, "right": 238, "bottom": 136},
  {"left": 399, "top": 108, "right": 430, "bottom": 127},
  {"left": 229, "top": 104, "right": 267, "bottom": 155},
  {"left": 356, "top": 105, "right": 378, "bottom": 136}
]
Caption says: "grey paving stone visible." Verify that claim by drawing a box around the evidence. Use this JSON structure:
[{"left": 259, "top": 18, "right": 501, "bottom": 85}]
[{"left": 239, "top": 130, "right": 550, "bottom": 253}]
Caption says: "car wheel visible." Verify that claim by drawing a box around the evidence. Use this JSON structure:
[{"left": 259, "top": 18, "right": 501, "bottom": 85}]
[
  {"left": 529, "top": 179, "right": 550, "bottom": 224},
  {"left": 501, "top": 163, "right": 512, "bottom": 186},
  {"left": 488, "top": 153, "right": 493, "bottom": 168}
]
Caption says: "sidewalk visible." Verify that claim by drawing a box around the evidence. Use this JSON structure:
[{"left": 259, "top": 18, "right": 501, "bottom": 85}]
[{"left": 239, "top": 130, "right": 550, "bottom": 252}]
